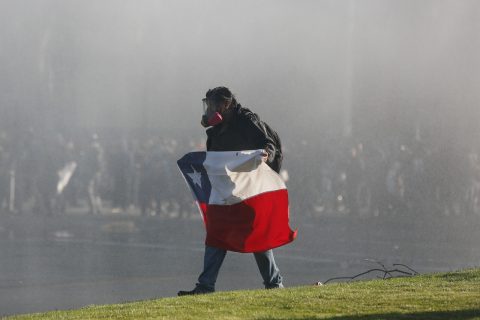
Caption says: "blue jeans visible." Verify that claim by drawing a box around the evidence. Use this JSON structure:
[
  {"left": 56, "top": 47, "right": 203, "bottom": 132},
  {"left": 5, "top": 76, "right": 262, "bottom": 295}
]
[{"left": 196, "top": 245, "right": 283, "bottom": 292}]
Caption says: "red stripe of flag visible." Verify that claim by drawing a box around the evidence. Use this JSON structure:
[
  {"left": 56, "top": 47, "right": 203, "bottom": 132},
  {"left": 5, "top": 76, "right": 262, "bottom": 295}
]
[{"left": 201, "top": 189, "right": 297, "bottom": 253}]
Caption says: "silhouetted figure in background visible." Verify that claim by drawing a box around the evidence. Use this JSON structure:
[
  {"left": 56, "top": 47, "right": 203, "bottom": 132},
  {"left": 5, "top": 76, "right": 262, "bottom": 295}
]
[{"left": 81, "top": 134, "right": 105, "bottom": 215}]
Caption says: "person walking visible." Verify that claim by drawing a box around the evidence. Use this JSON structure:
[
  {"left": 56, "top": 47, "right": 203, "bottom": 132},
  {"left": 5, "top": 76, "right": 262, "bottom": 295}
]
[{"left": 178, "top": 86, "right": 284, "bottom": 295}]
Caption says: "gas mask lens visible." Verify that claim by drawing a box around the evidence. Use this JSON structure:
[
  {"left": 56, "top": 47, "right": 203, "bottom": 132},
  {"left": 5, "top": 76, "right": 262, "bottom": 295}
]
[{"left": 202, "top": 98, "right": 209, "bottom": 113}]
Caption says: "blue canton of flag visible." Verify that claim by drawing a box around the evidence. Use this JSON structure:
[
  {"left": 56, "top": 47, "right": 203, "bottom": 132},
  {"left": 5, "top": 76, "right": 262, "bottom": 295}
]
[{"left": 177, "top": 152, "right": 212, "bottom": 203}]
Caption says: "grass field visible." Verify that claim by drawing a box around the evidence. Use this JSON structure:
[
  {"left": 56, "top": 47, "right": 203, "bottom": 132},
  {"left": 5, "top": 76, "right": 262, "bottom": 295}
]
[{"left": 4, "top": 268, "right": 480, "bottom": 320}]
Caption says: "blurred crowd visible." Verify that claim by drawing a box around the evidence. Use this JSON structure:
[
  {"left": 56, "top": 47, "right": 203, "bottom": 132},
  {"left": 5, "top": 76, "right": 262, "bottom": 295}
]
[
  {"left": 0, "top": 128, "right": 202, "bottom": 218},
  {"left": 1, "top": 127, "right": 480, "bottom": 219},
  {"left": 286, "top": 133, "right": 480, "bottom": 218}
]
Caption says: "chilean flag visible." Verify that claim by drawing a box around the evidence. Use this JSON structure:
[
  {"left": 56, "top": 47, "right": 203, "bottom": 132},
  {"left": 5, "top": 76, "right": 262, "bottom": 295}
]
[{"left": 177, "top": 150, "right": 297, "bottom": 253}]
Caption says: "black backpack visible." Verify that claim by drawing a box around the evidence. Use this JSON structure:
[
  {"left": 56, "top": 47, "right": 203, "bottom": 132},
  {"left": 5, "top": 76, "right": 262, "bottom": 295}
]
[{"left": 260, "top": 121, "right": 283, "bottom": 173}]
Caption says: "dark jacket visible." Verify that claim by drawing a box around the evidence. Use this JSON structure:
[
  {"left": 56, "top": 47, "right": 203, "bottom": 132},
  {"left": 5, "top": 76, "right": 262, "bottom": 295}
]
[{"left": 206, "top": 105, "right": 276, "bottom": 165}]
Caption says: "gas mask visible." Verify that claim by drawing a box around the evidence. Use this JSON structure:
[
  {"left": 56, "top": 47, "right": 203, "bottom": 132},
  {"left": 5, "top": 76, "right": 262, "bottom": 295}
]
[{"left": 201, "top": 98, "right": 223, "bottom": 127}]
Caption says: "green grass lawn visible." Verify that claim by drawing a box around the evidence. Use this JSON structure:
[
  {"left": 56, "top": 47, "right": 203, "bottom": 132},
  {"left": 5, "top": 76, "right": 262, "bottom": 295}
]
[{"left": 5, "top": 268, "right": 480, "bottom": 320}]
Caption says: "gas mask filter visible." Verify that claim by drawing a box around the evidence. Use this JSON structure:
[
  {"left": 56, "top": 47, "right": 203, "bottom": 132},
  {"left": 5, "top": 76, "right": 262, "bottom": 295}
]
[{"left": 201, "top": 98, "right": 223, "bottom": 127}]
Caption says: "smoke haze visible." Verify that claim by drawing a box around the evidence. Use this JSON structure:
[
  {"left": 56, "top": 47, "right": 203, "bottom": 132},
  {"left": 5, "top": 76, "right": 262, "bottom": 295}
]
[
  {"left": 1, "top": 0, "right": 479, "bottom": 316},
  {"left": 2, "top": 0, "right": 477, "bottom": 134}
]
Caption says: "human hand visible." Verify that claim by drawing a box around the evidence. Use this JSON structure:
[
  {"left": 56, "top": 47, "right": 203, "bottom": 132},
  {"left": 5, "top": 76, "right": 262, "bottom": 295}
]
[{"left": 261, "top": 150, "right": 268, "bottom": 162}]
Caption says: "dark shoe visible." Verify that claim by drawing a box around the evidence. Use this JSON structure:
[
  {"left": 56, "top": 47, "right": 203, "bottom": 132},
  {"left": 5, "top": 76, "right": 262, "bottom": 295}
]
[
  {"left": 177, "top": 286, "right": 213, "bottom": 296},
  {"left": 265, "top": 283, "right": 285, "bottom": 289}
]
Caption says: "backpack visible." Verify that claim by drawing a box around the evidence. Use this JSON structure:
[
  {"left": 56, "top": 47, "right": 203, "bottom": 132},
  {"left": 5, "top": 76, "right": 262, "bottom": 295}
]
[{"left": 260, "top": 120, "right": 283, "bottom": 173}]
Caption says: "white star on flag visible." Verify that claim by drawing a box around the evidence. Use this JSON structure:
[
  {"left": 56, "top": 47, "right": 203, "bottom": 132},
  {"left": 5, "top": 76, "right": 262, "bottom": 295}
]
[{"left": 187, "top": 166, "right": 202, "bottom": 188}]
